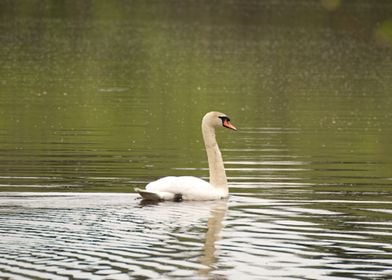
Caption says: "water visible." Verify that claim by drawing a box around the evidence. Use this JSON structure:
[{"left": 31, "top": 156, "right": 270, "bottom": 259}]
[
  {"left": 1, "top": 1, "right": 392, "bottom": 279},
  {"left": 0, "top": 193, "right": 391, "bottom": 279}
]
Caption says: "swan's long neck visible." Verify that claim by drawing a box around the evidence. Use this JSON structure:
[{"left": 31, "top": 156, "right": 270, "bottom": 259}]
[{"left": 202, "top": 122, "right": 228, "bottom": 192}]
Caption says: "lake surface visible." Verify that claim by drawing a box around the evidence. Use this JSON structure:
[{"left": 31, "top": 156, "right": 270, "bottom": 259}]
[
  {"left": 1, "top": 1, "right": 392, "bottom": 279},
  {"left": 0, "top": 192, "right": 391, "bottom": 279}
]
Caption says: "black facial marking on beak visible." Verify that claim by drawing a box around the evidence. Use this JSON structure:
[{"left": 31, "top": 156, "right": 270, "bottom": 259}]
[{"left": 219, "top": 115, "right": 237, "bottom": 130}]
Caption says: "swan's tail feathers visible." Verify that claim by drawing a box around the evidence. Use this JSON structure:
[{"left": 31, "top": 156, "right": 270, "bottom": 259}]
[{"left": 135, "top": 188, "right": 163, "bottom": 202}]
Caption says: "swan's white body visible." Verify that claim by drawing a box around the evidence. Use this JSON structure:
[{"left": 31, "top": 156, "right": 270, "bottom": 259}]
[
  {"left": 143, "top": 176, "right": 227, "bottom": 201},
  {"left": 135, "top": 111, "right": 236, "bottom": 202}
]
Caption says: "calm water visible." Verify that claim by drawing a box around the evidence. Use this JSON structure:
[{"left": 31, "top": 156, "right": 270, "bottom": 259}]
[{"left": 1, "top": 1, "right": 392, "bottom": 279}]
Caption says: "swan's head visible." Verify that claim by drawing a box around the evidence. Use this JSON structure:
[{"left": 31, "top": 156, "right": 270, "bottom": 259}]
[{"left": 203, "top": 111, "right": 237, "bottom": 131}]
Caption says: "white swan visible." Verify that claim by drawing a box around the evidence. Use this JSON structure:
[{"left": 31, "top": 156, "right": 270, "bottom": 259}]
[{"left": 135, "top": 111, "right": 237, "bottom": 202}]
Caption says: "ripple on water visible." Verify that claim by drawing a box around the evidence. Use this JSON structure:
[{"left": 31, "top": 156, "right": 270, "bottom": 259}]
[{"left": 0, "top": 193, "right": 392, "bottom": 279}]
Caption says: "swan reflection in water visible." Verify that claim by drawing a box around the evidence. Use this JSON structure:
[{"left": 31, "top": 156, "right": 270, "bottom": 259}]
[
  {"left": 198, "top": 200, "right": 228, "bottom": 278},
  {"left": 138, "top": 198, "right": 228, "bottom": 278}
]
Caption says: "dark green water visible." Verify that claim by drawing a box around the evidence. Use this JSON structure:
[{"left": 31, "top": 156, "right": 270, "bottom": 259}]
[{"left": 1, "top": 1, "right": 392, "bottom": 279}]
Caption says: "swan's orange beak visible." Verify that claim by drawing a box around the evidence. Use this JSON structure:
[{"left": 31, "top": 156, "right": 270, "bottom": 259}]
[{"left": 223, "top": 119, "right": 237, "bottom": 131}]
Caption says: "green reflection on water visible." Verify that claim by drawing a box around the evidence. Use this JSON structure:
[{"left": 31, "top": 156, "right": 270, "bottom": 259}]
[{"left": 0, "top": 1, "right": 391, "bottom": 193}]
